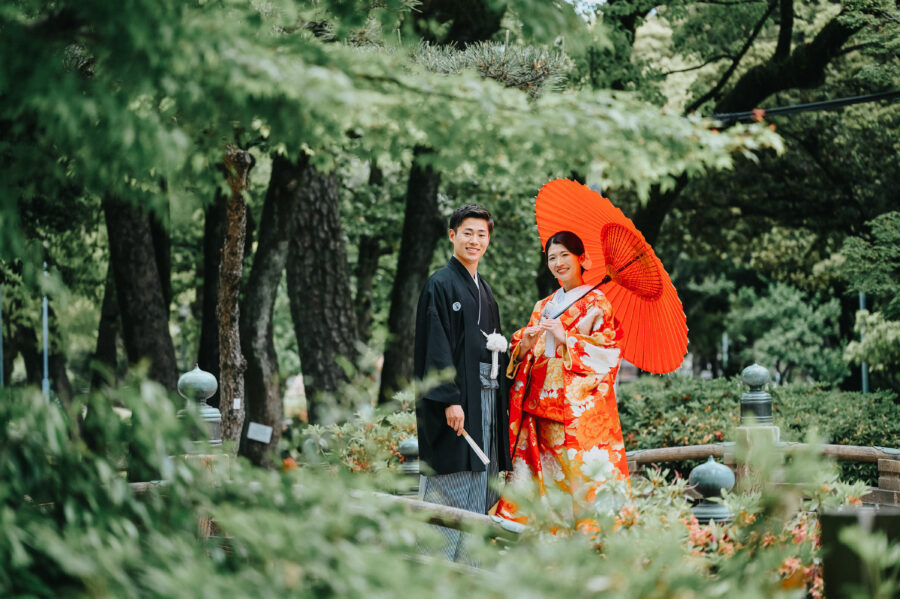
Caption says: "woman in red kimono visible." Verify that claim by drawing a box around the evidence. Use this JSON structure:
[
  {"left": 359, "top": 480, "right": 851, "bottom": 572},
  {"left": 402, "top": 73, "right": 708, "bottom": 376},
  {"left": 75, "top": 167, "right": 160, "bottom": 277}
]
[{"left": 495, "top": 231, "right": 629, "bottom": 529}]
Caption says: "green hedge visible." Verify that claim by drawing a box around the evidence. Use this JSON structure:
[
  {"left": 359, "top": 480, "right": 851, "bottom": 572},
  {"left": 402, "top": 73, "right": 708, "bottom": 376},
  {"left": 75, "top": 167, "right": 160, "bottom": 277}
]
[{"left": 617, "top": 375, "right": 900, "bottom": 484}]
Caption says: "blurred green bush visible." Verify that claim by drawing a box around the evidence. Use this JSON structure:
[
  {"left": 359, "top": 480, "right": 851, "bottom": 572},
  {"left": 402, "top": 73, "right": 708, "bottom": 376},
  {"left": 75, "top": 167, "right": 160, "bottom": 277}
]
[{"left": 2, "top": 375, "right": 895, "bottom": 598}]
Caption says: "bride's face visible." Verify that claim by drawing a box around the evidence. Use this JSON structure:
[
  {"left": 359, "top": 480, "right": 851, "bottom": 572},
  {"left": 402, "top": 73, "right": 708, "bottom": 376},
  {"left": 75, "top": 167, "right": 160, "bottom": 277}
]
[{"left": 546, "top": 242, "right": 584, "bottom": 288}]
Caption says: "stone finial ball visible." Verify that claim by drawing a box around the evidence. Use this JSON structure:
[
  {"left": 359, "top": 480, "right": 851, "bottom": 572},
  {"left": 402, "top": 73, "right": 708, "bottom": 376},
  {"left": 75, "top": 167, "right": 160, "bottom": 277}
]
[
  {"left": 398, "top": 437, "right": 419, "bottom": 458},
  {"left": 177, "top": 364, "right": 218, "bottom": 402},
  {"left": 741, "top": 363, "right": 770, "bottom": 388},
  {"left": 689, "top": 456, "right": 736, "bottom": 498}
]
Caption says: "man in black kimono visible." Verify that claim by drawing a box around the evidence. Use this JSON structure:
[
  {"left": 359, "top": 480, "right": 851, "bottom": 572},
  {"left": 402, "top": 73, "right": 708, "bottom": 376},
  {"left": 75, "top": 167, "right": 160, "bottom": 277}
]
[{"left": 413, "top": 204, "right": 511, "bottom": 562}]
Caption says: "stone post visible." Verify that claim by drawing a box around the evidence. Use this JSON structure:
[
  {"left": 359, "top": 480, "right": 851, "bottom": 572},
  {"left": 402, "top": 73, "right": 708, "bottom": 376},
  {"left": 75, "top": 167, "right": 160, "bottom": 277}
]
[
  {"left": 736, "top": 363, "right": 780, "bottom": 442},
  {"left": 733, "top": 364, "right": 781, "bottom": 482},
  {"left": 689, "top": 456, "right": 735, "bottom": 524},
  {"left": 398, "top": 436, "right": 420, "bottom": 497},
  {"left": 177, "top": 364, "right": 222, "bottom": 448}
]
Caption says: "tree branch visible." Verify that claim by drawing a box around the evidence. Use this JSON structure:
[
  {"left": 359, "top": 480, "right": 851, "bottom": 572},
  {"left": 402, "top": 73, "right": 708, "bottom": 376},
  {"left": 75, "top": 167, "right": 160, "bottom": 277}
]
[
  {"left": 661, "top": 54, "right": 733, "bottom": 76},
  {"left": 685, "top": 0, "right": 779, "bottom": 114},
  {"left": 713, "top": 14, "right": 865, "bottom": 113},
  {"left": 875, "top": 9, "right": 900, "bottom": 24},
  {"left": 840, "top": 42, "right": 879, "bottom": 55},
  {"left": 774, "top": 0, "right": 794, "bottom": 59},
  {"left": 779, "top": 128, "right": 866, "bottom": 222}
]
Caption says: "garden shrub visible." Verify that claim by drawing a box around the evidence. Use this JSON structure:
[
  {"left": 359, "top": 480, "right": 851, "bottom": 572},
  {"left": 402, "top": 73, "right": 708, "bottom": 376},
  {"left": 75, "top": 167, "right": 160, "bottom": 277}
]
[
  {"left": 773, "top": 384, "right": 900, "bottom": 484},
  {"left": 1, "top": 377, "right": 893, "bottom": 598},
  {"left": 310, "top": 375, "right": 900, "bottom": 485},
  {"left": 0, "top": 382, "right": 452, "bottom": 597},
  {"left": 617, "top": 375, "right": 900, "bottom": 485},
  {"left": 617, "top": 376, "right": 742, "bottom": 451},
  {"left": 293, "top": 408, "right": 417, "bottom": 473}
]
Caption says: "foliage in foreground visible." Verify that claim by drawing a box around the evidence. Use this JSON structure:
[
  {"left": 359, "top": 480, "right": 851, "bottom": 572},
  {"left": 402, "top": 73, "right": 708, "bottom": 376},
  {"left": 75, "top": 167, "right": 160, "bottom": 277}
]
[{"left": 2, "top": 380, "right": 897, "bottom": 598}]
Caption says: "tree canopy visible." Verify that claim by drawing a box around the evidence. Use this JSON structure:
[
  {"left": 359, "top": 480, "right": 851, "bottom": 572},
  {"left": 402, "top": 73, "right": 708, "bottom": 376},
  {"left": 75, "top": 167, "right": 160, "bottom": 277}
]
[{"left": 1, "top": 0, "right": 898, "bottom": 432}]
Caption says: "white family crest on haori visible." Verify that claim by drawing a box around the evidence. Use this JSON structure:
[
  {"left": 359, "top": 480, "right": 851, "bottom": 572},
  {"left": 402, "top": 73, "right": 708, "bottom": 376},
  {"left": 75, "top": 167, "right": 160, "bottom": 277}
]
[{"left": 482, "top": 330, "right": 508, "bottom": 379}]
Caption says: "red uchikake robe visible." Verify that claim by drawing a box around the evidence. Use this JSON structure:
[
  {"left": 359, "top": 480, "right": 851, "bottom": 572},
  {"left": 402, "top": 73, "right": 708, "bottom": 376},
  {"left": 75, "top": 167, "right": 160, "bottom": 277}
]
[{"left": 495, "top": 288, "right": 629, "bottom": 527}]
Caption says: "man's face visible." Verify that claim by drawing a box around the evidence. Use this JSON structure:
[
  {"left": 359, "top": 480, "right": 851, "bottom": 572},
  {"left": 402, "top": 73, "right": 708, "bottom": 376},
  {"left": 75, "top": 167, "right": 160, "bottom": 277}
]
[{"left": 448, "top": 217, "right": 491, "bottom": 268}]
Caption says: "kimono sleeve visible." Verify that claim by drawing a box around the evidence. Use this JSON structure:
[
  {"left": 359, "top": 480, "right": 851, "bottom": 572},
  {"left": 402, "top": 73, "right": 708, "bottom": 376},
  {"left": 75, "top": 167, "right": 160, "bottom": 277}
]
[
  {"left": 415, "top": 281, "right": 461, "bottom": 405},
  {"left": 506, "top": 300, "right": 543, "bottom": 379},
  {"left": 562, "top": 293, "right": 622, "bottom": 376}
]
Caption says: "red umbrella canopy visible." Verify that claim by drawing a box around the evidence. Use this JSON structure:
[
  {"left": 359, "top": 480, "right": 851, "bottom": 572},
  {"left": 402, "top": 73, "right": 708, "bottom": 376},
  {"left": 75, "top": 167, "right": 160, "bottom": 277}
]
[{"left": 535, "top": 178, "right": 688, "bottom": 374}]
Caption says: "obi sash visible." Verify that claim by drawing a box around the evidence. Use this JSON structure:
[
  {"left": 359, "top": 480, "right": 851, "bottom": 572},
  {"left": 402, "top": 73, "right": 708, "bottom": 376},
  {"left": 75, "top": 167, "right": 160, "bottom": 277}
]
[{"left": 520, "top": 356, "right": 566, "bottom": 423}]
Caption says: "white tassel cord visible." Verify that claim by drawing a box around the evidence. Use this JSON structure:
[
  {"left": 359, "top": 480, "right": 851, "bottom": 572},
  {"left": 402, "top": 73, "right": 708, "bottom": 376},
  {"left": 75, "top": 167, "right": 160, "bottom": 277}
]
[{"left": 482, "top": 331, "right": 508, "bottom": 379}]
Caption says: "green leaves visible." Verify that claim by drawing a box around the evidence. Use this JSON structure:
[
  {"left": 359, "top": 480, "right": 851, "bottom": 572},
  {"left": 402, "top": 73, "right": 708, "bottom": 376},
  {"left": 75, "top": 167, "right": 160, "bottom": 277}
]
[
  {"left": 727, "top": 283, "right": 848, "bottom": 386},
  {"left": 840, "top": 212, "right": 900, "bottom": 319},
  {"left": 1, "top": 0, "right": 786, "bottom": 262}
]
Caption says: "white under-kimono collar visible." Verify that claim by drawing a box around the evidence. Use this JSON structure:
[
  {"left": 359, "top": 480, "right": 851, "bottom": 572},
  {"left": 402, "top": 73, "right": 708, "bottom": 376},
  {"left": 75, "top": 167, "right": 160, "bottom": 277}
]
[
  {"left": 541, "top": 283, "right": 592, "bottom": 359},
  {"left": 543, "top": 284, "right": 593, "bottom": 319}
]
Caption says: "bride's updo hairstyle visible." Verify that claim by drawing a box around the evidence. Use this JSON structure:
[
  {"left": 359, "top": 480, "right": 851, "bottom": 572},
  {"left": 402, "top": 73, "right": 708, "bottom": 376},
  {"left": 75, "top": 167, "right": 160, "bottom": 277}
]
[
  {"left": 545, "top": 230, "right": 587, "bottom": 274},
  {"left": 544, "top": 230, "right": 585, "bottom": 256}
]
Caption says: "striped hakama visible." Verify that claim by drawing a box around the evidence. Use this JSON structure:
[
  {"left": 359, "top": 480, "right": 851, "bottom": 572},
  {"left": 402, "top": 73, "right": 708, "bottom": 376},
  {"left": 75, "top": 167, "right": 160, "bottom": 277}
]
[{"left": 419, "top": 362, "right": 500, "bottom": 563}]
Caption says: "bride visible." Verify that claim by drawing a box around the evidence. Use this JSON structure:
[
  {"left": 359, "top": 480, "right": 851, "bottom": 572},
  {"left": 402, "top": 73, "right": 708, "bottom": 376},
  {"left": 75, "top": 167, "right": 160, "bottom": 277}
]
[{"left": 495, "top": 230, "right": 629, "bottom": 529}]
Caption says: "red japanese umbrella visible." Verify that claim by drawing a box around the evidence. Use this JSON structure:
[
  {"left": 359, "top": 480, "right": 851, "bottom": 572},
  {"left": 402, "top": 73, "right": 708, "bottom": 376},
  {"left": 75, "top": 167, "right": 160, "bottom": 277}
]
[{"left": 535, "top": 178, "right": 688, "bottom": 374}]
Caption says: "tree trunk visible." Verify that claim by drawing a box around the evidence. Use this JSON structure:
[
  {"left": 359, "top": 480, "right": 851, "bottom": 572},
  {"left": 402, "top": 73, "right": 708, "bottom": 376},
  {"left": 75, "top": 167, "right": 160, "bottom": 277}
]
[
  {"left": 631, "top": 176, "right": 689, "bottom": 247},
  {"left": 148, "top": 206, "right": 172, "bottom": 310},
  {"left": 197, "top": 187, "right": 227, "bottom": 407},
  {"left": 102, "top": 197, "right": 178, "bottom": 390},
  {"left": 49, "top": 351, "right": 73, "bottom": 405},
  {"left": 378, "top": 147, "right": 444, "bottom": 405},
  {"left": 354, "top": 159, "right": 388, "bottom": 345},
  {"left": 286, "top": 163, "right": 359, "bottom": 422},
  {"left": 218, "top": 146, "right": 253, "bottom": 450},
  {"left": 713, "top": 16, "right": 860, "bottom": 114},
  {"left": 238, "top": 153, "right": 306, "bottom": 466},
  {"left": 91, "top": 264, "right": 120, "bottom": 388},
  {"left": 354, "top": 235, "right": 383, "bottom": 345}
]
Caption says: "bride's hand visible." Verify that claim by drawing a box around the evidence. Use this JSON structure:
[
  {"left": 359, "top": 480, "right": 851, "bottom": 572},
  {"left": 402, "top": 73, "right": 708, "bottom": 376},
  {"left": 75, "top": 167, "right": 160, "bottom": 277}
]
[
  {"left": 539, "top": 318, "right": 566, "bottom": 344},
  {"left": 517, "top": 325, "right": 542, "bottom": 354}
]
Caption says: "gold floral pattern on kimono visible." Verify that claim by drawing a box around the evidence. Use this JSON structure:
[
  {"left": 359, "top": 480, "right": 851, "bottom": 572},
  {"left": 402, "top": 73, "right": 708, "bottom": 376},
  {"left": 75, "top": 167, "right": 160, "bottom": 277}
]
[{"left": 496, "top": 289, "right": 629, "bottom": 525}]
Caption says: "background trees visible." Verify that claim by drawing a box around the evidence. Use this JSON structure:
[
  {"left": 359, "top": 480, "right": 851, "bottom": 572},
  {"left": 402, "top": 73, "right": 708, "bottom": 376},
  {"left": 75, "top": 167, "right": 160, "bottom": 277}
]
[{"left": 1, "top": 0, "right": 897, "bottom": 465}]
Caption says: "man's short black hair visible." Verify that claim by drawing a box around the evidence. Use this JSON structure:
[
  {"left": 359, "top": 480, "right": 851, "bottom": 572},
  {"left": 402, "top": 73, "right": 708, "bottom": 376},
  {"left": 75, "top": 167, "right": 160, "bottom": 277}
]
[{"left": 449, "top": 204, "right": 494, "bottom": 234}]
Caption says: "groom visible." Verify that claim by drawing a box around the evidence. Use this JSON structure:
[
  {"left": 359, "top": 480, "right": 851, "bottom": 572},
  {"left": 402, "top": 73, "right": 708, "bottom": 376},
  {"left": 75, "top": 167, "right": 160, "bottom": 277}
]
[{"left": 413, "top": 204, "right": 511, "bottom": 561}]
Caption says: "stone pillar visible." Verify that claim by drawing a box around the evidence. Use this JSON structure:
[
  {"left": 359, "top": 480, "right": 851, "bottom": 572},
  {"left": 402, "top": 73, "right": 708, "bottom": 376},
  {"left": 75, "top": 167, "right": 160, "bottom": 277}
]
[
  {"left": 177, "top": 364, "right": 222, "bottom": 448},
  {"left": 398, "top": 436, "right": 420, "bottom": 497},
  {"left": 734, "top": 364, "right": 781, "bottom": 482},
  {"left": 689, "top": 457, "right": 735, "bottom": 524}
]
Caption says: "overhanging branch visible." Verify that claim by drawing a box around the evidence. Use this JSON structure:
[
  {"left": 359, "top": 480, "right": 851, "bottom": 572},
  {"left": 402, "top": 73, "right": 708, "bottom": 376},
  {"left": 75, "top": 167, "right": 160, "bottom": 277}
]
[
  {"left": 685, "top": 0, "right": 779, "bottom": 114},
  {"left": 713, "top": 14, "right": 866, "bottom": 113}
]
